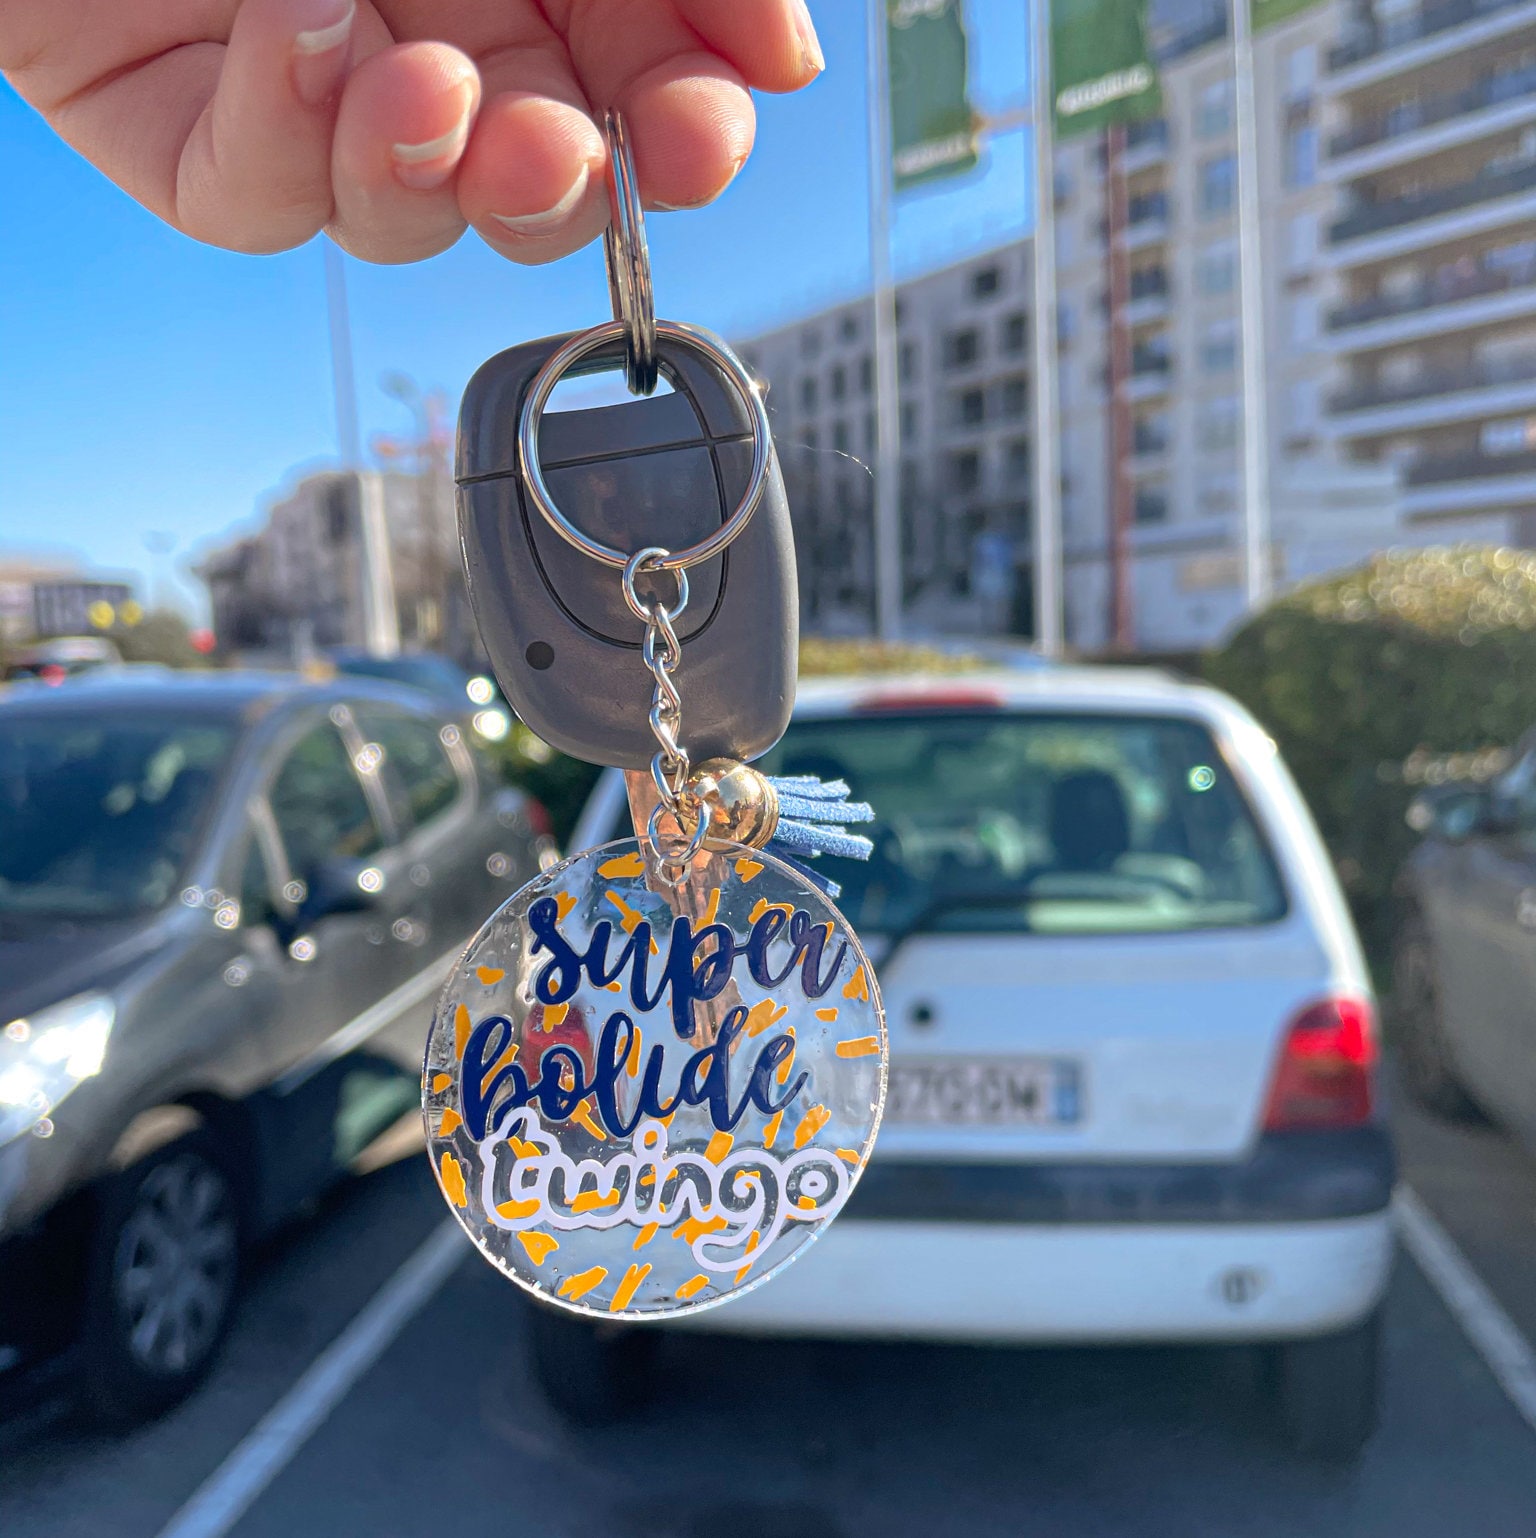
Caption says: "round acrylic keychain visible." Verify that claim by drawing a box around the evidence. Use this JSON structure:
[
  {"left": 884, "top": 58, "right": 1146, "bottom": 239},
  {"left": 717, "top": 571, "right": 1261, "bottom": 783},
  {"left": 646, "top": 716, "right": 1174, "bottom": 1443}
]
[{"left": 425, "top": 111, "right": 886, "bottom": 1319}]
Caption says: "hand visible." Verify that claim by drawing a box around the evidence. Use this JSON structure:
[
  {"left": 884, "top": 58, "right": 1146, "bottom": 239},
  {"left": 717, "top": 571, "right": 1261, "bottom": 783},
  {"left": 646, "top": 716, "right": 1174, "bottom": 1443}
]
[{"left": 1, "top": 0, "right": 824, "bottom": 265}]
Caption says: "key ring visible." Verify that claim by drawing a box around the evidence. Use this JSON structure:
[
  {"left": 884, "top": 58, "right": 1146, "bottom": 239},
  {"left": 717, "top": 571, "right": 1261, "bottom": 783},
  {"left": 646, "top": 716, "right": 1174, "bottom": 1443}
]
[
  {"left": 602, "top": 109, "right": 658, "bottom": 396},
  {"left": 516, "top": 318, "right": 772, "bottom": 572}
]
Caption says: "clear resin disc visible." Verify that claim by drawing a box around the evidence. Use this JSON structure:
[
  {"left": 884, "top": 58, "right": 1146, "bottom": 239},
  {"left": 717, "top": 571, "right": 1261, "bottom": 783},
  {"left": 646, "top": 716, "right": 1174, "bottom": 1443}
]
[{"left": 423, "top": 838, "right": 886, "bottom": 1319}]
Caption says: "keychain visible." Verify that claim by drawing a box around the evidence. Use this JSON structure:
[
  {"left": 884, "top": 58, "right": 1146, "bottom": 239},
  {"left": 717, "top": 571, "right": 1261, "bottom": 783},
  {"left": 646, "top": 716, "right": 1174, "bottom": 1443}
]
[{"left": 423, "top": 113, "right": 887, "bottom": 1319}]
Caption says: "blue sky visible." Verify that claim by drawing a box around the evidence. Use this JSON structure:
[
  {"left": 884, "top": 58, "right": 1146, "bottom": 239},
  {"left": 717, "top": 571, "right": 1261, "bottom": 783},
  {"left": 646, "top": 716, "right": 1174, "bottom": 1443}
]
[{"left": 0, "top": 1, "right": 1033, "bottom": 618}]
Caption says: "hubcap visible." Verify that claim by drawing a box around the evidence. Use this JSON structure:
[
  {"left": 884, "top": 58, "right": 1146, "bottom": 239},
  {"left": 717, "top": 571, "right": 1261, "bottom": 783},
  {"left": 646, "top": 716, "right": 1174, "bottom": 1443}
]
[{"left": 113, "top": 1153, "right": 237, "bottom": 1376}]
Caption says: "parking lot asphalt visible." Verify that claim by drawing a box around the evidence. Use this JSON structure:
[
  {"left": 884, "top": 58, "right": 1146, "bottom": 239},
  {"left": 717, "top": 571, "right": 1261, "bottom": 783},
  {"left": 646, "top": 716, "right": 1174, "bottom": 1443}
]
[{"left": 5, "top": 1085, "right": 1536, "bottom": 1538}]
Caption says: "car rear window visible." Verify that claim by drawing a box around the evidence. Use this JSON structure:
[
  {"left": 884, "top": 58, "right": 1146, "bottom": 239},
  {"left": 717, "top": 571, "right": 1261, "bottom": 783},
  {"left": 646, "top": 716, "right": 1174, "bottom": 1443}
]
[{"left": 746, "top": 711, "right": 1288, "bottom": 937}]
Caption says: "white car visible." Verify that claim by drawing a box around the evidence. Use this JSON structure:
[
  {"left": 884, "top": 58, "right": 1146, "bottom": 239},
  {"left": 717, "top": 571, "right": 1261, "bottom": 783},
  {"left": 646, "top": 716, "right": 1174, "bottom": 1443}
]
[{"left": 553, "top": 666, "right": 1394, "bottom": 1457}]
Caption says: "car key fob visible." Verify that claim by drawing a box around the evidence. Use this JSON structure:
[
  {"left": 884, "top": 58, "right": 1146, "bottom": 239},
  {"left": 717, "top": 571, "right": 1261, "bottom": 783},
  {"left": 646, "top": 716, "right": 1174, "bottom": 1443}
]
[{"left": 456, "top": 327, "right": 797, "bottom": 770}]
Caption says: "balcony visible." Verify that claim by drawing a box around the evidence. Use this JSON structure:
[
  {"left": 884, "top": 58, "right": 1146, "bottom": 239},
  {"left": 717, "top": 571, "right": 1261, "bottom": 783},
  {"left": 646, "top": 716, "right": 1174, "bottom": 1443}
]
[
  {"left": 1123, "top": 118, "right": 1170, "bottom": 174},
  {"left": 1126, "top": 352, "right": 1173, "bottom": 401},
  {"left": 1128, "top": 424, "right": 1172, "bottom": 473},
  {"left": 1328, "top": 158, "right": 1536, "bottom": 263},
  {"left": 1328, "top": 67, "right": 1536, "bottom": 180},
  {"left": 1330, "top": 352, "right": 1536, "bottom": 433},
  {"left": 1327, "top": 258, "right": 1536, "bottom": 348},
  {"left": 1402, "top": 445, "right": 1536, "bottom": 515},
  {"left": 1329, "top": 0, "right": 1536, "bottom": 88},
  {"left": 1126, "top": 268, "right": 1172, "bottom": 326}
]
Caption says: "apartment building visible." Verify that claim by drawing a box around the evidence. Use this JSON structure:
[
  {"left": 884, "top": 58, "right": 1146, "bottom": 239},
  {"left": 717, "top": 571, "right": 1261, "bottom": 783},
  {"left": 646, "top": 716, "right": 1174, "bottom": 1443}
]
[
  {"left": 740, "top": 248, "right": 1037, "bottom": 638},
  {"left": 1321, "top": 0, "right": 1536, "bottom": 542}
]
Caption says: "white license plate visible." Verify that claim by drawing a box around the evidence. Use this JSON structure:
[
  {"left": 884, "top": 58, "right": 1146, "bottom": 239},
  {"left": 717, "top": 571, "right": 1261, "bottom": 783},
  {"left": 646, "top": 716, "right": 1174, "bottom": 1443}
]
[{"left": 885, "top": 1057, "right": 1082, "bottom": 1127}]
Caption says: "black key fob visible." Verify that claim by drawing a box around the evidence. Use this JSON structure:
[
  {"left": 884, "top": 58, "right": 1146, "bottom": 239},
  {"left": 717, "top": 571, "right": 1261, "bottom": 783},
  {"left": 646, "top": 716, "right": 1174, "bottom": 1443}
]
[{"left": 456, "top": 328, "right": 797, "bottom": 771}]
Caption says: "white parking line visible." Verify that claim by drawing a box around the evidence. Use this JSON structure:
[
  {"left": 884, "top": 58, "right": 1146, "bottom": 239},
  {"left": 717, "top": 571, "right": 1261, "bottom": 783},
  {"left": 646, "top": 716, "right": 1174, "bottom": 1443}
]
[
  {"left": 1396, "top": 1186, "right": 1536, "bottom": 1436},
  {"left": 154, "top": 1221, "right": 463, "bottom": 1538}
]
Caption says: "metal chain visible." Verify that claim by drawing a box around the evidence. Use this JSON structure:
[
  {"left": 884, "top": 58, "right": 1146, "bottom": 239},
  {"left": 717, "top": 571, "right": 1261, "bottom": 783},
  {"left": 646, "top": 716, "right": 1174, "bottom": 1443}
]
[{"left": 621, "top": 548, "right": 708, "bottom": 883}]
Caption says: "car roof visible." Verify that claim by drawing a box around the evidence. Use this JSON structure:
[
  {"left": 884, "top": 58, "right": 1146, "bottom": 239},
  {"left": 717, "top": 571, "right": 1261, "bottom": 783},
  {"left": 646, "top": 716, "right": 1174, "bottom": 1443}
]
[
  {"left": 792, "top": 665, "right": 1249, "bottom": 727},
  {"left": 0, "top": 668, "right": 449, "bottom": 722}
]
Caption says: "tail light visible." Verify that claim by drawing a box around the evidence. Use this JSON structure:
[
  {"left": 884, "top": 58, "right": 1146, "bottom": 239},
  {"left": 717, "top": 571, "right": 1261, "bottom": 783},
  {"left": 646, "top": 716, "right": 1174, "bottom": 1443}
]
[
  {"left": 523, "top": 797, "right": 554, "bottom": 839},
  {"left": 1262, "top": 997, "right": 1377, "bottom": 1131}
]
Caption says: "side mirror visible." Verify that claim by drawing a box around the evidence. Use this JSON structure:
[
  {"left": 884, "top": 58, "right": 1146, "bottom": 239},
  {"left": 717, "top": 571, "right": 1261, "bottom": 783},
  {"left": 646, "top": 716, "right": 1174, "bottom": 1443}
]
[{"left": 296, "top": 858, "right": 383, "bottom": 928}]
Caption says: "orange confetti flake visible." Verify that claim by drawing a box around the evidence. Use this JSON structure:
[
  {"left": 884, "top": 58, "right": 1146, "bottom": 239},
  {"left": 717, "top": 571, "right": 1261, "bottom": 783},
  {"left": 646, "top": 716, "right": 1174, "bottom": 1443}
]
[
  {"left": 842, "top": 966, "right": 869, "bottom": 1002},
  {"left": 676, "top": 1213, "right": 728, "bottom": 1246},
  {"left": 599, "top": 851, "right": 647, "bottom": 879},
  {"left": 475, "top": 965, "right": 505, "bottom": 986},
  {"left": 557, "top": 1266, "right": 607, "bottom": 1302},
  {"left": 572, "top": 1099, "right": 606, "bottom": 1140},
  {"left": 638, "top": 1169, "right": 656, "bottom": 1186},
  {"left": 763, "top": 1110, "right": 784, "bottom": 1149},
  {"left": 704, "top": 1131, "right": 734, "bottom": 1164},
  {"left": 517, "top": 1231, "right": 558, "bottom": 1265},
  {"left": 836, "top": 1036, "right": 880, "bottom": 1059},
  {"left": 733, "top": 1229, "right": 762, "bottom": 1285},
  {"left": 430, "top": 1072, "right": 453, "bottom": 1094},
  {"left": 610, "top": 1262, "right": 652, "bottom": 1312},
  {"left": 496, "top": 1196, "right": 540, "bottom": 1220},
  {"left": 453, "top": 1003, "right": 472, "bottom": 1059},
  {"left": 749, "top": 897, "right": 795, "bottom": 925},
  {"left": 676, "top": 1274, "right": 710, "bottom": 1301},
  {"left": 605, "top": 980, "right": 623, "bottom": 993},
  {"left": 700, "top": 886, "right": 722, "bottom": 926},
  {"left": 734, "top": 858, "right": 764, "bottom": 883},
  {"left": 624, "top": 1024, "right": 643, "bottom": 1078},
  {"left": 605, "top": 888, "right": 659, "bottom": 955},
  {"left": 743, "top": 998, "right": 789, "bottom": 1038},
  {"left": 553, "top": 891, "right": 577, "bottom": 922},
  {"left": 571, "top": 1186, "right": 621, "bottom": 1213},
  {"left": 835, "top": 1147, "right": 861, "bottom": 1165},
  {"left": 437, "top": 1108, "right": 463, "bottom": 1137},
  {"left": 776, "top": 1027, "right": 797, "bottom": 1086},
  {"left": 796, "top": 1195, "right": 818, "bottom": 1210},
  {"left": 509, "top": 1135, "right": 540, "bottom": 1159},
  {"left": 633, "top": 1221, "right": 659, "bottom": 1250},
  {"left": 438, "top": 1151, "right": 467, "bottom": 1207},
  {"left": 794, "top": 1104, "right": 830, "bottom": 1149},
  {"left": 540, "top": 1001, "right": 568, "bottom": 1031},
  {"left": 815, "top": 1007, "right": 839, "bottom": 1023}
]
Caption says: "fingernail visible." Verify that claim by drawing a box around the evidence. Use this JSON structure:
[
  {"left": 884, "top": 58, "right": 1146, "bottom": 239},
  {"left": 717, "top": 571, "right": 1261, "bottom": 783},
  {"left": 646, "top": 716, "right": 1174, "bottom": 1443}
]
[
  {"left": 792, "top": 0, "right": 825, "bottom": 74},
  {"left": 491, "top": 163, "right": 591, "bottom": 234},
  {"left": 393, "top": 108, "right": 473, "bottom": 192},
  {"left": 653, "top": 152, "right": 748, "bottom": 212},
  {"left": 292, "top": 0, "right": 354, "bottom": 108}
]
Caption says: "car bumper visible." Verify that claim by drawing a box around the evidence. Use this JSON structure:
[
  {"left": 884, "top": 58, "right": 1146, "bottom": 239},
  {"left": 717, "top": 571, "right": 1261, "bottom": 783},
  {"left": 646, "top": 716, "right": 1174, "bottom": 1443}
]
[{"left": 669, "top": 1210, "right": 1395, "bottom": 1344}]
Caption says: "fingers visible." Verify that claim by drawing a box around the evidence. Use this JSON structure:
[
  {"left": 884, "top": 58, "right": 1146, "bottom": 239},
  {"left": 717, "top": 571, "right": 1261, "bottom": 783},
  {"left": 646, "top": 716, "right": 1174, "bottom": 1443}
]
[
  {"left": 672, "top": 0, "right": 825, "bottom": 94},
  {"left": 177, "top": 0, "right": 363, "bottom": 254},
  {"left": 329, "top": 41, "right": 481, "bottom": 263}
]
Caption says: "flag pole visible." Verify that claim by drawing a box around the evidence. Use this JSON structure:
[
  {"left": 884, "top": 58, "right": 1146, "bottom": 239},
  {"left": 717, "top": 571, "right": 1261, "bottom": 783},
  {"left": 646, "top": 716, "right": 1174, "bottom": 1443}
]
[
  {"left": 1029, "top": 0, "right": 1065, "bottom": 657},
  {"left": 866, "top": 0, "right": 904, "bottom": 642},
  {"left": 1232, "top": 0, "right": 1273, "bottom": 611}
]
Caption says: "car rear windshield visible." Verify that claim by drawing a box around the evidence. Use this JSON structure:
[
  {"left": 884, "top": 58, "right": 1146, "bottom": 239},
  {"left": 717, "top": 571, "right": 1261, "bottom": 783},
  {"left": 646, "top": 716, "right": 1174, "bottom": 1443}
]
[
  {"left": 750, "top": 711, "right": 1288, "bottom": 937},
  {"left": 0, "top": 709, "right": 237, "bottom": 918}
]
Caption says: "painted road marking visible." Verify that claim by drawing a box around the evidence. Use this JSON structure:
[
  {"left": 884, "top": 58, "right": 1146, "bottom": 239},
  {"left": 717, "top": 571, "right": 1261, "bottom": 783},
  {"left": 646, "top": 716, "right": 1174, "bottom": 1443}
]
[
  {"left": 1397, "top": 1186, "right": 1536, "bottom": 1437},
  {"left": 154, "top": 1221, "right": 463, "bottom": 1538}
]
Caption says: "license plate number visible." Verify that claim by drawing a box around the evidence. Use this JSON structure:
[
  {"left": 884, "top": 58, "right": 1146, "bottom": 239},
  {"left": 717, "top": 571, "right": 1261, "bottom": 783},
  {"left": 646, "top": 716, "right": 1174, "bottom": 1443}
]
[{"left": 885, "top": 1058, "right": 1082, "bottom": 1127}]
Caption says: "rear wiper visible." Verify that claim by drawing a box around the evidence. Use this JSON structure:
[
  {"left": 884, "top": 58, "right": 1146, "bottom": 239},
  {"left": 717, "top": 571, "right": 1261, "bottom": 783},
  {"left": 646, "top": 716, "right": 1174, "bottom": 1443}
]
[{"left": 874, "top": 891, "right": 1032, "bottom": 968}]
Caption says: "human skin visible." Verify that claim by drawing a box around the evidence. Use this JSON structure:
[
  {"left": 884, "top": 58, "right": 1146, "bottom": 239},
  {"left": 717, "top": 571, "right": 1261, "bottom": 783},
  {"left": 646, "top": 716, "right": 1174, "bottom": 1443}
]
[{"left": 0, "top": 0, "right": 825, "bottom": 265}]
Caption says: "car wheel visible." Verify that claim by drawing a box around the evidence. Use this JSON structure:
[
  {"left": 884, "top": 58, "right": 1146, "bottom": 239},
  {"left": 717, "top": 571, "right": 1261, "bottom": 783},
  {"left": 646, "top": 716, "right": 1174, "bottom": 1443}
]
[
  {"left": 1391, "top": 911, "right": 1481, "bottom": 1122},
  {"left": 79, "top": 1131, "right": 240, "bottom": 1426},
  {"left": 526, "top": 1303, "right": 658, "bottom": 1424},
  {"left": 1269, "top": 1307, "right": 1382, "bottom": 1462}
]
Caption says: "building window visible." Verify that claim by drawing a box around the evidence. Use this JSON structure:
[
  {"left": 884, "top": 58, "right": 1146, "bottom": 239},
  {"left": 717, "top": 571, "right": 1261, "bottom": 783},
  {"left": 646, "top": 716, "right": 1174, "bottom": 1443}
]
[
  {"left": 1006, "top": 437, "right": 1031, "bottom": 482},
  {"left": 859, "top": 354, "right": 873, "bottom": 394},
  {"left": 1200, "top": 320, "right": 1238, "bottom": 373},
  {"left": 944, "top": 328, "right": 981, "bottom": 369},
  {"left": 799, "top": 376, "right": 818, "bottom": 412},
  {"left": 864, "top": 411, "right": 876, "bottom": 454},
  {"left": 1285, "top": 292, "right": 1320, "bottom": 346},
  {"left": 833, "top": 420, "right": 850, "bottom": 454},
  {"left": 1000, "top": 376, "right": 1028, "bottom": 418},
  {"left": 1285, "top": 44, "right": 1317, "bottom": 102},
  {"left": 1057, "top": 301, "right": 1075, "bottom": 345},
  {"left": 840, "top": 314, "right": 859, "bottom": 342},
  {"left": 801, "top": 327, "right": 822, "bottom": 359},
  {"left": 956, "top": 388, "right": 986, "bottom": 426},
  {"left": 1135, "top": 484, "right": 1169, "bottom": 524},
  {"left": 1197, "top": 239, "right": 1237, "bottom": 294},
  {"left": 1199, "top": 397, "right": 1240, "bottom": 451},
  {"left": 1198, "top": 471, "right": 1238, "bottom": 515},
  {"left": 830, "top": 364, "right": 847, "bottom": 402},
  {"left": 1285, "top": 212, "right": 1317, "bottom": 270},
  {"left": 950, "top": 450, "right": 982, "bottom": 493},
  {"left": 900, "top": 341, "right": 919, "bottom": 381},
  {"left": 1199, "top": 155, "right": 1236, "bottom": 216},
  {"left": 1285, "top": 124, "right": 1317, "bottom": 188},
  {"left": 1287, "top": 378, "right": 1321, "bottom": 440},
  {"left": 901, "top": 402, "right": 919, "bottom": 438},
  {"left": 971, "top": 265, "right": 1003, "bottom": 300},
  {"left": 1002, "top": 312, "right": 1028, "bottom": 354},
  {"left": 1197, "top": 79, "right": 1232, "bottom": 138}
]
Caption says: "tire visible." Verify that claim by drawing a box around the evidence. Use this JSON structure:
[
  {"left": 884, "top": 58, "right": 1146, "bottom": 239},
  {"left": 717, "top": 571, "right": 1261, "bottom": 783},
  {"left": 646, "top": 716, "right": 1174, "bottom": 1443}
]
[
  {"left": 1269, "top": 1307, "right": 1382, "bottom": 1462},
  {"left": 526, "top": 1303, "right": 658, "bottom": 1424},
  {"left": 1390, "top": 910, "right": 1481, "bottom": 1122},
  {"left": 79, "top": 1130, "right": 240, "bottom": 1426}
]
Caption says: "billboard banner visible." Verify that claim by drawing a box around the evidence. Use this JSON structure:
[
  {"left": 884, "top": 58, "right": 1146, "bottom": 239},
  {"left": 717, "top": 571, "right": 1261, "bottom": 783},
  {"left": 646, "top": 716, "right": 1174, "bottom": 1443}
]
[
  {"left": 888, "top": 0, "right": 980, "bottom": 190},
  {"left": 1052, "top": 0, "right": 1162, "bottom": 139}
]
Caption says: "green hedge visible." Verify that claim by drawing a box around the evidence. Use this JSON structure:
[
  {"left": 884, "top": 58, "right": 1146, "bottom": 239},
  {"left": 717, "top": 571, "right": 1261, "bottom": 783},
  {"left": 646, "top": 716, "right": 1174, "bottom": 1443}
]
[{"left": 1206, "top": 545, "right": 1536, "bottom": 951}]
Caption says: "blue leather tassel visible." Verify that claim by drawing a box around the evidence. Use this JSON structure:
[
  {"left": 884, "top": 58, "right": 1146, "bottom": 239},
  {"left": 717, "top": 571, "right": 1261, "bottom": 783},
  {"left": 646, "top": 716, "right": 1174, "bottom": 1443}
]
[{"left": 763, "top": 775, "right": 874, "bottom": 899}]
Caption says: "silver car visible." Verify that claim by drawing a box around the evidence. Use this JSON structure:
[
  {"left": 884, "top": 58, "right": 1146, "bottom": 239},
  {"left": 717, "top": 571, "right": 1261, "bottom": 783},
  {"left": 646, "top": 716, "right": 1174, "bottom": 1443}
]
[{"left": 0, "top": 671, "right": 553, "bottom": 1422}]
